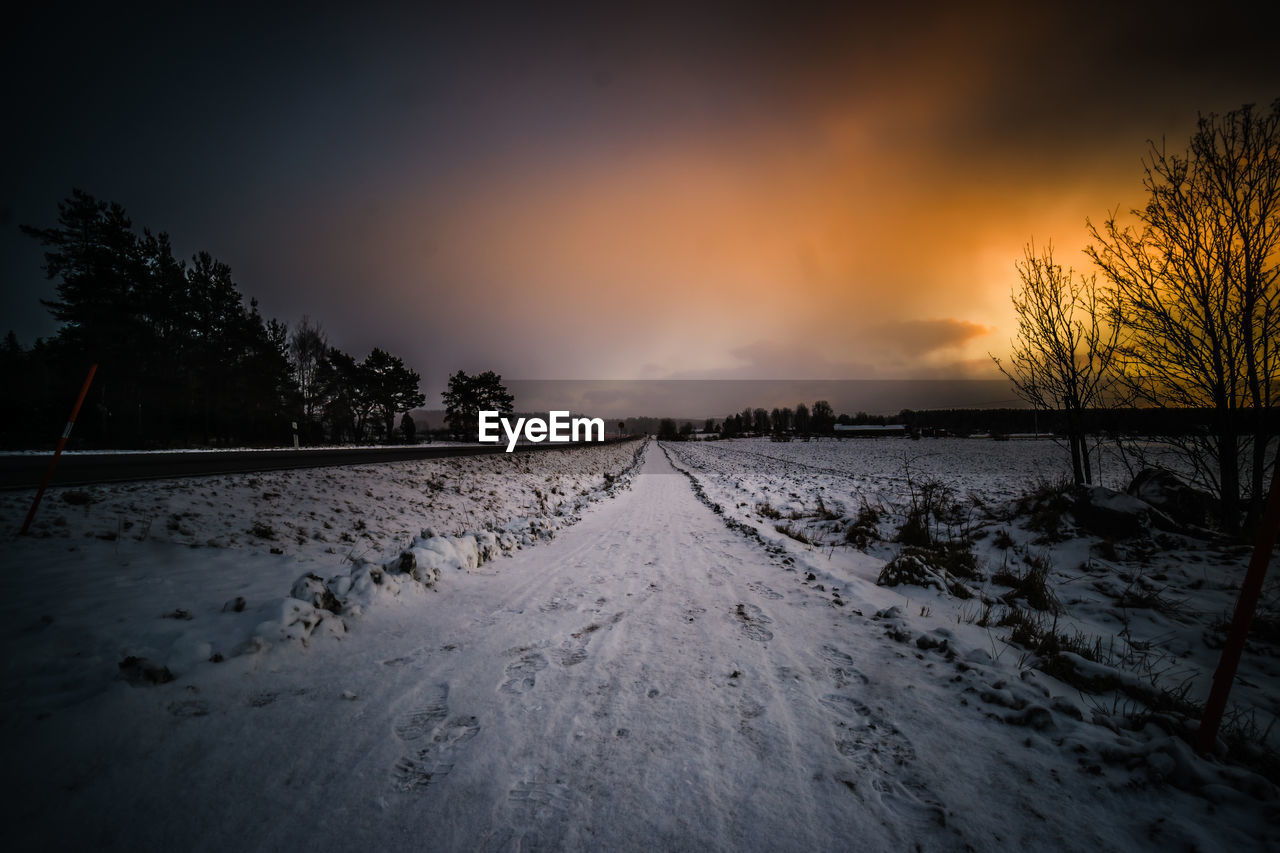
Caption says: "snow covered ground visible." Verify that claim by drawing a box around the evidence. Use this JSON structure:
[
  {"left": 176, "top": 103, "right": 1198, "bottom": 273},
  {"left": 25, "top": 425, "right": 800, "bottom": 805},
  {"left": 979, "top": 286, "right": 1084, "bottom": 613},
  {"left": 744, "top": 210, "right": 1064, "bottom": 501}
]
[{"left": 1, "top": 437, "right": 1276, "bottom": 850}]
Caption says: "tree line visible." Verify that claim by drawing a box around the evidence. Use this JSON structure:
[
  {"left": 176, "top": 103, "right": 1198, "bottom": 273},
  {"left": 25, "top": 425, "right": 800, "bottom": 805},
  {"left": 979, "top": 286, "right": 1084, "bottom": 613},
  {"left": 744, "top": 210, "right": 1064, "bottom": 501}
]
[
  {"left": 2, "top": 191, "right": 425, "bottom": 448},
  {"left": 649, "top": 401, "right": 878, "bottom": 441},
  {"left": 993, "top": 99, "right": 1279, "bottom": 532}
]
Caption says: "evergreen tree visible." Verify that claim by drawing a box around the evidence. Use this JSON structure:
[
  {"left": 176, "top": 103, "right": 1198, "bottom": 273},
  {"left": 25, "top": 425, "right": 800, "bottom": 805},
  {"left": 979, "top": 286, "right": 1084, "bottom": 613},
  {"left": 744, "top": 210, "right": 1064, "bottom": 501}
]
[
  {"left": 363, "top": 348, "right": 425, "bottom": 442},
  {"left": 794, "top": 403, "right": 811, "bottom": 437},
  {"left": 318, "top": 347, "right": 364, "bottom": 443},
  {"left": 442, "top": 370, "right": 514, "bottom": 440},
  {"left": 21, "top": 192, "right": 299, "bottom": 447},
  {"left": 811, "top": 400, "right": 835, "bottom": 435}
]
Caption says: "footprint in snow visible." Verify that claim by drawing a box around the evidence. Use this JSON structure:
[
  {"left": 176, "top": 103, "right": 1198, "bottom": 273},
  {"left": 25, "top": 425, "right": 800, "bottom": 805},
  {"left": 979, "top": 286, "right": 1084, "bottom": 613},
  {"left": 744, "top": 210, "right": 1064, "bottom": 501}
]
[
  {"left": 394, "top": 684, "right": 450, "bottom": 742},
  {"left": 391, "top": 714, "right": 481, "bottom": 793},
  {"left": 818, "top": 645, "right": 870, "bottom": 687},
  {"left": 820, "top": 693, "right": 873, "bottom": 721},
  {"left": 501, "top": 652, "right": 549, "bottom": 694},
  {"left": 831, "top": 708, "right": 918, "bottom": 769},
  {"left": 248, "top": 691, "right": 277, "bottom": 708},
  {"left": 389, "top": 683, "right": 481, "bottom": 793},
  {"left": 734, "top": 603, "right": 774, "bottom": 642},
  {"left": 737, "top": 697, "right": 774, "bottom": 756},
  {"left": 747, "top": 581, "right": 783, "bottom": 600},
  {"left": 508, "top": 777, "right": 578, "bottom": 818},
  {"left": 683, "top": 604, "right": 706, "bottom": 623},
  {"left": 846, "top": 775, "right": 949, "bottom": 842},
  {"left": 484, "top": 778, "right": 580, "bottom": 850},
  {"left": 554, "top": 643, "right": 588, "bottom": 666}
]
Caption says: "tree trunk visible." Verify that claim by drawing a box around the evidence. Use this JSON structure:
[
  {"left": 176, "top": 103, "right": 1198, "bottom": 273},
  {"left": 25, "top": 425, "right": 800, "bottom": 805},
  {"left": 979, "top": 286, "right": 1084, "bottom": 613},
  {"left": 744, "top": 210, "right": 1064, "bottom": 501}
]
[
  {"left": 1219, "top": 427, "right": 1241, "bottom": 534},
  {"left": 1067, "top": 415, "right": 1085, "bottom": 486}
]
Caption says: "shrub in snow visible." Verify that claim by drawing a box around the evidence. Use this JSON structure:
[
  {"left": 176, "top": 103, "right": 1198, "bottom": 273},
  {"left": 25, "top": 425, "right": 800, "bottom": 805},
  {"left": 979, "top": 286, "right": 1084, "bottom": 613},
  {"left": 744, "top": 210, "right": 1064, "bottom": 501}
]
[
  {"left": 389, "top": 549, "right": 442, "bottom": 587},
  {"left": 249, "top": 597, "right": 344, "bottom": 649},
  {"left": 1014, "top": 484, "right": 1075, "bottom": 542},
  {"left": 895, "top": 477, "right": 966, "bottom": 548},
  {"left": 290, "top": 572, "right": 343, "bottom": 613},
  {"left": 843, "top": 503, "right": 881, "bottom": 549},
  {"left": 249, "top": 519, "right": 276, "bottom": 539},
  {"left": 993, "top": 554, "right": 1059, "bottom": 613},
  {"left": 118, "top": 655, "right": 175, "bottom": 686},
  {"left": 877, "top": 547, "right": 973, "bottom": 599}
]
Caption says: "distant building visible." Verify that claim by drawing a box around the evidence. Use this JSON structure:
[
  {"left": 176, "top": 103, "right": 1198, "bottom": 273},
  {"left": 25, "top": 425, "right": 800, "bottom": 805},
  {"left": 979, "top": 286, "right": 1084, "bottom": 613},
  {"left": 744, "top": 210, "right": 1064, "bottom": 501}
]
[{"left": 833, "top": 424, "right": 907, "bottom": 437}]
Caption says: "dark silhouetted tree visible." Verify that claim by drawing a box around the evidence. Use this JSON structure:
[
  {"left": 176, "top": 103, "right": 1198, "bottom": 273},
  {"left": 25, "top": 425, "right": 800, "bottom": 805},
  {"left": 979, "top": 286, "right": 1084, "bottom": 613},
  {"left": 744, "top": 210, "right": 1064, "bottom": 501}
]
[
  {"left": 811, "top": 400, "right": 835, "bottom": 435},
  {"left": 318, "top": 347, "right": 364, "bottom": 442},
  {"left": 991, "top": 241, "right": 1118, "bottom": 486},
  {"left": 400, "top": 412, "right": 417, "bottom": 443},
  {"left": 21, "top": 191, "right": 299, "bottom": 447},
  {"left": 363, "top": 348, "right": 425, "bottom": 442},
  {"left": 290, "top": 316, "right": 328, "bottom": 444},
  {"left": 1087, "top": 99, "right": 1280, "bottom": 530},
  {"left": 752, "top": 408, "right": 769, "bottom": 435},
  {"left": 794, "top": 403, "right": 810, "bottom": 438},
  {"left": 442, "top": 370, "right": 514, "bottom": 440}
]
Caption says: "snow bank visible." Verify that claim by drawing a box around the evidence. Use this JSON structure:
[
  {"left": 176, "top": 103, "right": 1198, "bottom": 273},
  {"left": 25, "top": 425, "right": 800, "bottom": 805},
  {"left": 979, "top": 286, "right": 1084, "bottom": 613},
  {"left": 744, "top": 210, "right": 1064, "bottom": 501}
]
[{"left": 0, "top": 439, "right": 647, "bottom": 690}]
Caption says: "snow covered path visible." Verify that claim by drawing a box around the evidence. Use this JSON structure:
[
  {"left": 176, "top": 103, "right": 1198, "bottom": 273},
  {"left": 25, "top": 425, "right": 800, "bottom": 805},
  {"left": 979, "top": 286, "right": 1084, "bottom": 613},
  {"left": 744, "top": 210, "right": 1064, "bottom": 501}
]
[
  {"left": 370, "top": 444, "right": 955, "bottom": 851},
  {"left": 8, "top": 444, "right": 1256, "bottom": 851}
]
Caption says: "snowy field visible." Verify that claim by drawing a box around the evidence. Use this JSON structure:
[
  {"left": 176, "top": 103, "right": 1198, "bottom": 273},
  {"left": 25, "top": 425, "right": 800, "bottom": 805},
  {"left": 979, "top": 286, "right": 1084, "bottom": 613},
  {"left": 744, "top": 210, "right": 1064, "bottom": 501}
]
[
  {"left": 665, "top": 439, "right": 1279, "bottom": 833},
  {"left": 1, "top": 436, "right": 1277, "bottom": 851}
]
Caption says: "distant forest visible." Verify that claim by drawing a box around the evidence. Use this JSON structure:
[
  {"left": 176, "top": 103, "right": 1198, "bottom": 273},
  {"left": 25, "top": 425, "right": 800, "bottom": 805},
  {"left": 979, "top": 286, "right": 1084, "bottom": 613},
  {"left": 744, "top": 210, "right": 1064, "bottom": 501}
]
[
  {"left": 3, "top": 191, "right": 425, "bottom": 449},
  {"left": 629, "top": 406, "right": 1279, "bottom": 440}
]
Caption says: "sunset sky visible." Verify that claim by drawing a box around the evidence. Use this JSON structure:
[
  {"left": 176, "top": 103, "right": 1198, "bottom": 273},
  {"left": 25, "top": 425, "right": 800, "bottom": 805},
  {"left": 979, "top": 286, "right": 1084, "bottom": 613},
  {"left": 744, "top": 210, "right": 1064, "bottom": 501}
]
[{"left": 3, "top": 2, "right": 1277, "bottom": 408}]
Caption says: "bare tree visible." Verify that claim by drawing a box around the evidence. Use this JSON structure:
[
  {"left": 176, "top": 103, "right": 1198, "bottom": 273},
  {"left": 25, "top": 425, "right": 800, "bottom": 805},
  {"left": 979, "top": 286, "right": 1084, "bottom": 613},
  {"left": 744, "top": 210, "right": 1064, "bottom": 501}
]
[
  {"left": 1086, "top": 99, "right": 1280, "bottom": 530},
  {"left": 289, "top": 316, "right": 327, "bottom": 443},
  {"left": 992, "top": 241, "right": 1118, "bottom": 485},
  {"left": 794, "top": 402, "right": 811, "bottom": 438}
]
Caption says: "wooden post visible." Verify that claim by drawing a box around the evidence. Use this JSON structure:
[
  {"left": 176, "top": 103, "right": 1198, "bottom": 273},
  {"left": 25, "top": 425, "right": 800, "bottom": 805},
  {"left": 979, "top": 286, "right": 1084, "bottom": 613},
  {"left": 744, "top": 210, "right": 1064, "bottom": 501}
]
[
  {"left": 20, "top": 364, "right": 98, "bottom": 535},
  {"left": 1197, "top": 461, "right": 1280, "bottom": 755}
]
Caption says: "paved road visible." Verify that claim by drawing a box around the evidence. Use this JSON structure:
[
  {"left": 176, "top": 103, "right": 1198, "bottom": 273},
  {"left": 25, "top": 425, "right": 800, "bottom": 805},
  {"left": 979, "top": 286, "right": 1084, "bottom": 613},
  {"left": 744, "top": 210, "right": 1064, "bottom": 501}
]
[{"left": 0, "top": 438, "right": 638, "bottom": 490}]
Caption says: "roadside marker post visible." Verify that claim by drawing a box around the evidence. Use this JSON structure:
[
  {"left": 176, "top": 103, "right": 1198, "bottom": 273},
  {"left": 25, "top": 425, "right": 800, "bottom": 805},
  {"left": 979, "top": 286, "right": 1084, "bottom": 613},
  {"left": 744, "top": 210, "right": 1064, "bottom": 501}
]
[
  {"left": 19, "top": 363, "right": 98, "bottom": 535},
  {"left": 1197, "top": 462, "right": 1280, "bottom": 755}
]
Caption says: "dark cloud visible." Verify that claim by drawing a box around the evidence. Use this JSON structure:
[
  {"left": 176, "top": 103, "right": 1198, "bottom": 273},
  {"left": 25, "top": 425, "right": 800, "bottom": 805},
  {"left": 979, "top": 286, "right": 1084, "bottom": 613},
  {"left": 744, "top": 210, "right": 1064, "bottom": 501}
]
[{"left": 868, "top": 319, "right": 994, "bottom": 357}]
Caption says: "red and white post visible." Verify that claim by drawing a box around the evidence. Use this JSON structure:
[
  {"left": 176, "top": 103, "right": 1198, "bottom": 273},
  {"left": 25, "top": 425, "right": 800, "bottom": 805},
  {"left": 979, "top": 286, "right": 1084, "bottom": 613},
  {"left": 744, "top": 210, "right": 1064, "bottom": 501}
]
[{"left": 19, "top": 363, "right": 98, "bottom": 535}]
